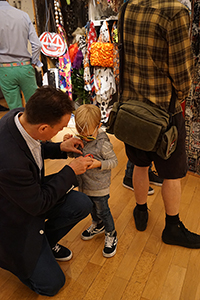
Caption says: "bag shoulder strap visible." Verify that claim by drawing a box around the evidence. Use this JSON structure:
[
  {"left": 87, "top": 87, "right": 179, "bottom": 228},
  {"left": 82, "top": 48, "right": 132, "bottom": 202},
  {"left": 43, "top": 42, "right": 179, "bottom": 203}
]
[
  {"left": 118, "top": 1, "right": 176, "bottom": 115},
  {"left": 168, "top": 79, "right": 176, "bottom": 116},
  {"left": 119, "top": 1, "right": 128, "bottom": 97}
]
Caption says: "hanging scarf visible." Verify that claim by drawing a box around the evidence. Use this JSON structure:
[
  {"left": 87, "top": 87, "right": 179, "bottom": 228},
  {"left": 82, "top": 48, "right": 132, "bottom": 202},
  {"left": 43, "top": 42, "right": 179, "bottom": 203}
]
[
  {"left": 57, "top": 24, "right": 72, "bottom": 100},
  {"left": 59, "top": 53, "right": 72, "bottom": 100}
]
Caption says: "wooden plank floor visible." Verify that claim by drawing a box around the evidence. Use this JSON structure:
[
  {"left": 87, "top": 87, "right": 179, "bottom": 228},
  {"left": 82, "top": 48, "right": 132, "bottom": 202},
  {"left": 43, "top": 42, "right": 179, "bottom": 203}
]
[
  {"left": 1, "top": 103, "right": 200, "bottom": 299},
  {"left": 0, "top": 98, "right": 9, "bottom": 119}
]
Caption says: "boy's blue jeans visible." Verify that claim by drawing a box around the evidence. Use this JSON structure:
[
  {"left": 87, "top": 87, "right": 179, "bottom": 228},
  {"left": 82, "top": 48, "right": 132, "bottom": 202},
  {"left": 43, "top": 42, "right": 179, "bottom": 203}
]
[{"left": 89, "top": 195, "right": 115, "bottom": 233}]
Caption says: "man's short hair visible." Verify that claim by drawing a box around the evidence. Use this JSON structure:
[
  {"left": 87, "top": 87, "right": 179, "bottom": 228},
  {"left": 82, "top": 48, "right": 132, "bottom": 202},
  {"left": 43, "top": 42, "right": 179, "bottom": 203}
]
[{"left": 25, "top": 85, "right": 74, "bottom": 126}]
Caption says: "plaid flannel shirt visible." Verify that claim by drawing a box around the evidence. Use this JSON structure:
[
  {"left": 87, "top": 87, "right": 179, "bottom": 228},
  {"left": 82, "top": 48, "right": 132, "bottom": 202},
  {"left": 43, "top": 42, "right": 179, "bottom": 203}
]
[{"left": 119, "top": 0, "right": 194, "bottom": 114}]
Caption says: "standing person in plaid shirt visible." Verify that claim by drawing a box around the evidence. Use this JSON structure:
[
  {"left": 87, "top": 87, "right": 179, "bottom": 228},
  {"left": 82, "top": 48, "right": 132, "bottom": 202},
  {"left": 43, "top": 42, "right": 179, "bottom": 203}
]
[{"left": 119, "top": 0, "right": 200, "bottom": 248}]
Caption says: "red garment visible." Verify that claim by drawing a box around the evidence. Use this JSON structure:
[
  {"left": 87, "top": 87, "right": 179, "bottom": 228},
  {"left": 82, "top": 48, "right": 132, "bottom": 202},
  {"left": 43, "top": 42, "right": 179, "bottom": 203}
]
[
  {"left": 69, "top": 43, "right": 79, "bottom": 63},
  {"left": 87, "top": 22, "right": 97, "bottom": 59},
  {"left": 181, "top": 101, "right": 185, "bottom": 117}
]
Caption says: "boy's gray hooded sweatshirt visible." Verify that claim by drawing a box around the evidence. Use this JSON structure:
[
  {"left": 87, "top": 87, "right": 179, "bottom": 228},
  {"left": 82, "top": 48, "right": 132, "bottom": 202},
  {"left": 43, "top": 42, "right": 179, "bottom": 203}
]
[{"left": 78, "top": 128, "right": 118, "bottom": 197}]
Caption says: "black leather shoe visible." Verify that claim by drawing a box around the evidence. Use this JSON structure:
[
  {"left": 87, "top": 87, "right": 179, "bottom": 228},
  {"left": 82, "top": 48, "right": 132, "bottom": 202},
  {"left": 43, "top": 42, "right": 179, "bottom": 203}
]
[
  {"left": 162, "top": 221, "right": 200, "bottom": 248},
  {"left": 133, "top": 205, "right": 148, "bottom": 231}
]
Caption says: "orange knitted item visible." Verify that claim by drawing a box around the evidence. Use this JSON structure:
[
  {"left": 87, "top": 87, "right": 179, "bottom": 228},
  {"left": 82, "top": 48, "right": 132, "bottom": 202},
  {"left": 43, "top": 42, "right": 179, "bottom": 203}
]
[{"left": 90, "top": 42, "right": 114, "bottom": 68}]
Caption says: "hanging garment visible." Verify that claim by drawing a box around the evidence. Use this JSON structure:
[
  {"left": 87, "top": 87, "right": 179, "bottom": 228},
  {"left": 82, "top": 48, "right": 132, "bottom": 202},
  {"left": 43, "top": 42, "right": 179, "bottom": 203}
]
[
  {"left": 108, "top": 0, "right": 123, "bottom": 13},
  {"left": 39, "top": 32, "right": 66, "bottom": 57},
  {"left": 39, "top": 1, "right": 66, "bottom": 57},
  {"left": 72, "top": 49, "right": 83, "bottom": 70},
  {"left": 72, "top": 27, "right": 87, "bottom": 58},
  {"left": 59, "top": 52, "right": 72, "bottom": 100},
  {"left": 185, "top": 0, "right": 200, "bottom": 175},
  {"left": 90, "top": 42, "right": 114, "bottom": 67},
  {"left": 57, "top": 25, "right": 72, "bottom": 100},
  {"left": 93, "top": 21, "right": 116, "bottom": 122},
  {"left": 111, "top": 21, "right": 119, "bottom": 85},
  {"left": 83, "top": 21, "right": 97, "bottom": 93},
  {"left": 69, "top": 43, "right": 79, "bottom": 63}
]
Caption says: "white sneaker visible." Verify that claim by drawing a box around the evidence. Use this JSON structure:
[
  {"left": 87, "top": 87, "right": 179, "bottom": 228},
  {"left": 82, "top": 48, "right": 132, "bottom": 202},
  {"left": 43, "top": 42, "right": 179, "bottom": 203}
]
[
  {"left": 103, "top": 231, "right": 118, "bottom": 258},
  {"left": 81, "top": 222, "right": 105, "bottom": 240}
]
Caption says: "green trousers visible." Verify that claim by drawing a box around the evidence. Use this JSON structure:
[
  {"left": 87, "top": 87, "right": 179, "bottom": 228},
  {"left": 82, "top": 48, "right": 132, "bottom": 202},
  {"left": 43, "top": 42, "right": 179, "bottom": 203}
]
[{"left": 0, "top": 64, "right": 38, "bottom": 110}]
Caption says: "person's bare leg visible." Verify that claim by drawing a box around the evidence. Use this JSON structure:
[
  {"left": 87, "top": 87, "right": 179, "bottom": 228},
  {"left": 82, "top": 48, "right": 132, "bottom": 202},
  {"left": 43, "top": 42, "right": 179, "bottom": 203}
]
[
  {"left": 132, "top": 166, "right": 149, "bottom": 231},
  {"left": 161, "top": 178, "right": 200, "bottom": 248},
  {"left": 161, "top": 179, "right": 181, "bottom": 215},
  {"left": 133, "top": 166, "right": 149, "bottom": 204}
]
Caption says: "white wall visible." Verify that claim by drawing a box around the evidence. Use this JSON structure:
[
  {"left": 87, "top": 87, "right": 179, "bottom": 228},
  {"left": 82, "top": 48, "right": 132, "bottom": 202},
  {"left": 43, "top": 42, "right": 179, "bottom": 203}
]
[
  {"left": 8, "top": 0, "right": 36, "bottom": 54},
  {"left": 8, "top": 0, "right": 34, "bottom": 23}
]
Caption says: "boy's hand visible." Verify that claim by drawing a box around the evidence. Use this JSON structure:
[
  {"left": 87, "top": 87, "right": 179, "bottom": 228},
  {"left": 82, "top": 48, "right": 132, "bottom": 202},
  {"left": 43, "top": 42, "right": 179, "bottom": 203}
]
[
  {"left": 87, "top": 158, "right": 101, "bottom": 169},
  {"left": 63, "top": 133, "right": 73, "bottom": 141}
]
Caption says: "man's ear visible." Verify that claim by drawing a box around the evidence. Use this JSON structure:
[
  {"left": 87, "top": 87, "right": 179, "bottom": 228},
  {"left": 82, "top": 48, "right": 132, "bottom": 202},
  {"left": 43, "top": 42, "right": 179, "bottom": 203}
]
[{"left": 38, "top": 124, "right": 50, "bottom": 134}]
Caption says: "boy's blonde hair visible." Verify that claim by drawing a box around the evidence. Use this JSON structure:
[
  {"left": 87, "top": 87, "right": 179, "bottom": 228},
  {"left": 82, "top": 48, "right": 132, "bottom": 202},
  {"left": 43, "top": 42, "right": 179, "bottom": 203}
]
[{"left": 75, "top": 104, "right": 101, "bottom": 135}]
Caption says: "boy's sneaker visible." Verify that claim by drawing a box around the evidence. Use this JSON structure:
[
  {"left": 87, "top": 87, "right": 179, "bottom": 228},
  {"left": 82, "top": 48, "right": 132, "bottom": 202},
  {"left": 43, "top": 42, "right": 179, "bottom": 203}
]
[
  {"left": 162, "top": 221, "right": 200, "bottom": 248},
  {"left": 52, "top": 244, "right": 72, "bottom": 261},
  {"left": 133, "top": 205, "right": 148, "bottom": 231},
  {"left": 81, "top": 222, "right": 105, "bottom": 240},
  {"left": 149, "top": 170, "right": 163, "bottom": 186},
  {"left": 103, "top": 230, "right": 118, "bottom": 258},
  {"left": 123, "top": 176, "right": 154, "bottom": 195}
]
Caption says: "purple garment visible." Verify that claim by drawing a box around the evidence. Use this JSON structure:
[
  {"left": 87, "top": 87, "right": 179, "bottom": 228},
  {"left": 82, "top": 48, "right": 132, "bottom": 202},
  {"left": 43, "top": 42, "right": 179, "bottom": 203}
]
[{"left": 72, "top": 49, "right": 83, "bottom": 69}]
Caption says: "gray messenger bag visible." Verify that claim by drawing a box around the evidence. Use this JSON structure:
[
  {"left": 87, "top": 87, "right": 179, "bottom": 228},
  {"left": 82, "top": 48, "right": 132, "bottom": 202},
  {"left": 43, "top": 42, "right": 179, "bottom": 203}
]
[{"left": 106, "top": 99, "right": 178, "bottom": 160}]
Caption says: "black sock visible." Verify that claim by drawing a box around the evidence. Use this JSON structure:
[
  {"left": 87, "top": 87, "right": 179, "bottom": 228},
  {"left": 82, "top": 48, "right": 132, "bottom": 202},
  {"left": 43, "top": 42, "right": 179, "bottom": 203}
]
[
  {"left": 136, "top": 203, "right": 147, "bottom": 211},
  {"left": 165, "top": 213, "right": 180, "bottom": 226}
]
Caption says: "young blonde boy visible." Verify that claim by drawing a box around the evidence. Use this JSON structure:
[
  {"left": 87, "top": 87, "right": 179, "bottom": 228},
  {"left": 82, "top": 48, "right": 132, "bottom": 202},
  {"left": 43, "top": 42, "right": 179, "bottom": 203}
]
[{"left": 64, "top": 104, "right": 118, "bottom": 257}]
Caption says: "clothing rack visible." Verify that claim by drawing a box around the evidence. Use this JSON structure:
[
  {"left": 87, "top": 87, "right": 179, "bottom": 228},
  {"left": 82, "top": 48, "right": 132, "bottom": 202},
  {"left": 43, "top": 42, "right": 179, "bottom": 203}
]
[{"left": 92, "top": 16, "right": 118, "bottom": 27}]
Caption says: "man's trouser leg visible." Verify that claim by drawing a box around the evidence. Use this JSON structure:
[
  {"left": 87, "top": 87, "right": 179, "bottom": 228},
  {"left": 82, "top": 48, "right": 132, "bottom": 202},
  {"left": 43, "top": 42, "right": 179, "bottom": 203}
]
[
  {"left": 0, "top": 65, "right": 37, "bottom": 110},
  {"left": 0, "top": 66, "right": 22, "bottom": 109},
  {"left": 19, "top": 237, "right": 66, "bottom": 296},
  {"left": 19, "top": 190, "right": 92, "bottom": 296},
  {"left": 45, "top": 190, "right": 92, "bottom": 248},
  {"left": 18, "top": 65, "right": 37, "bottom": 103}
]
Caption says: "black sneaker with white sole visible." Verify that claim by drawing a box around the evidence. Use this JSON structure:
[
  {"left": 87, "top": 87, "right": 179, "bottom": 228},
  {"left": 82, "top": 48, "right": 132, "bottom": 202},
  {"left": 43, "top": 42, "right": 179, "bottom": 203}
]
[
  {"left": 81, "top": 222, "right": 105, "bottom": 240},
  {"left": 52, "top": 244, "right": 72, "bottom": 261},
  {"left": 123, "top": 176, "right": 154, "bottom": 195},
  {"left": 103, "top": 230, "right": 118, "bottom": 258}
]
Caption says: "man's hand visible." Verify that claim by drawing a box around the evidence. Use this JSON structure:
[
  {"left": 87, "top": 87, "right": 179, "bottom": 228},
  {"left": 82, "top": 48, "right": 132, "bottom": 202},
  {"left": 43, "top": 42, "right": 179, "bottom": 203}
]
[
  {"left": 69, "top": 156, "right": 93, "bottom": 175},
  {"left": 60, "top": 137, "right": 83, "bottom": 155}
]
